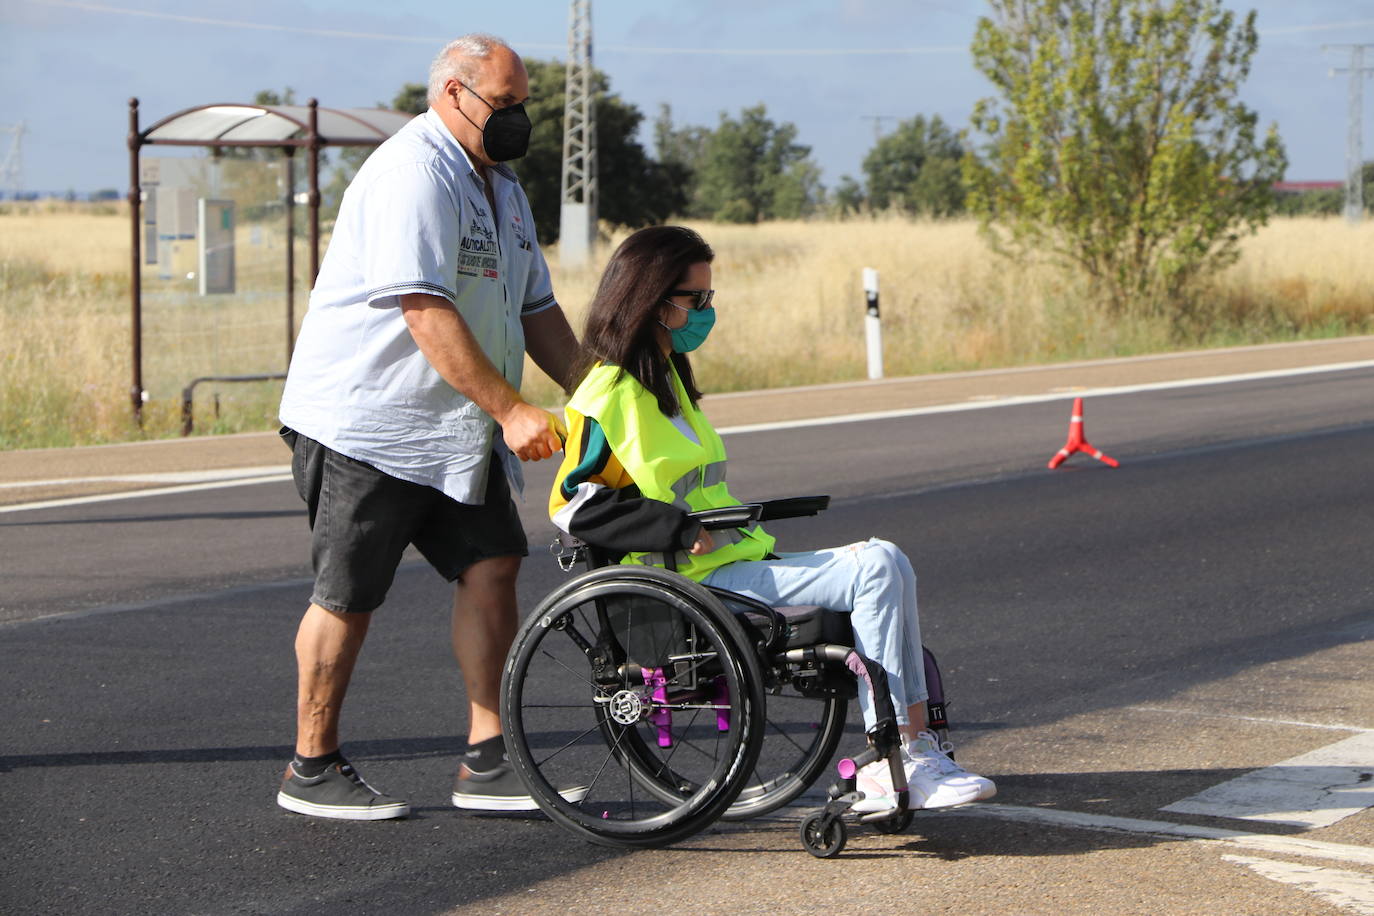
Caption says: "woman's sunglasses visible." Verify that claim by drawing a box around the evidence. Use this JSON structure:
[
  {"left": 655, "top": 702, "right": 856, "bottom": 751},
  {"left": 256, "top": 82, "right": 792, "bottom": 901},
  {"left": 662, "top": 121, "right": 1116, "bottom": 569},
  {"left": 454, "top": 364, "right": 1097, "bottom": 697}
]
[{"left": 666, "top": 288, "right": 715, "bottom": 311}]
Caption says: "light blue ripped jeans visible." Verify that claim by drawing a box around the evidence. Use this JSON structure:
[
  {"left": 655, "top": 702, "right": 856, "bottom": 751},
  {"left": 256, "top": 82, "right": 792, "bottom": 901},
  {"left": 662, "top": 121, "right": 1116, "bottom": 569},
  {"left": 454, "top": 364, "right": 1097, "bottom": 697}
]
[{"left": 702, "top": 538, "right": 926, "bottom": 729}]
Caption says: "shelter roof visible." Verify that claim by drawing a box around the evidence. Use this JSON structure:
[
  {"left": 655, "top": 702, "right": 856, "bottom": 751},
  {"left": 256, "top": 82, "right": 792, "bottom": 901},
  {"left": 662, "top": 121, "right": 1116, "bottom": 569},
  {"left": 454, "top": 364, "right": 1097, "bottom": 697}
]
[{"left": 142, "top": 103, "right": 414, "bottom": 147}]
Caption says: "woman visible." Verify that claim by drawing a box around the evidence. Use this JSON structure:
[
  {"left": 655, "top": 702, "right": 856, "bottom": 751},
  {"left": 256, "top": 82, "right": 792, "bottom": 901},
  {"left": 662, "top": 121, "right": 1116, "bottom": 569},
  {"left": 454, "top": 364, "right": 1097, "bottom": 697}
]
[{"left": 549, "top": 226, "right": 994, "bottom": 812}]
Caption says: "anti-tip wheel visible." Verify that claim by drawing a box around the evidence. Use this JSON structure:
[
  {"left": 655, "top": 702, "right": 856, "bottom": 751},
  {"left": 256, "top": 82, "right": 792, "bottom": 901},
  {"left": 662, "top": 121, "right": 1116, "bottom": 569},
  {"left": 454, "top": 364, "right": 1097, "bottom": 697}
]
[{"left": 799, "top": 810, "right": 847, "bottom": 859}]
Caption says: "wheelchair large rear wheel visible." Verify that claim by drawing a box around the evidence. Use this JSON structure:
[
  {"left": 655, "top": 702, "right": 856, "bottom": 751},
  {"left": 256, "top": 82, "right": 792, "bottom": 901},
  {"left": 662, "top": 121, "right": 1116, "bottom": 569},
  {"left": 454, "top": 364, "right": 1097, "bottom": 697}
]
[
  {"left": 502, "top": 567, "right": 765, "bottom": 848},
  {"left": 722, "top": 685, "right": 846, "bottom": 820}
]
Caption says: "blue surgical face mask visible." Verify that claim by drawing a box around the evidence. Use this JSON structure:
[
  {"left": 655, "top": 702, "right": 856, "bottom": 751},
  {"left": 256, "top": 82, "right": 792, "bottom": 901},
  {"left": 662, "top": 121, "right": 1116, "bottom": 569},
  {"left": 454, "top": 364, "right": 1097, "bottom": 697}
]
[{"left": 660, "top": 301, "right": 716, "bottom": 353}]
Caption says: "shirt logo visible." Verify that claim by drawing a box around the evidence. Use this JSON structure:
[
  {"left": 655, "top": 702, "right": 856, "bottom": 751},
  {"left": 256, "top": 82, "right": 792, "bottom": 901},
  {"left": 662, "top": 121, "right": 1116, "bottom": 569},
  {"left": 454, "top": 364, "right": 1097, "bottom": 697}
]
[
  {"left": 457, "top": 203, "right": 499, "bottom": 280},
  {"left": 467, "top": 216, "right": 494, "bottom": 244},
  {"left": 511, "top": 213, "right": 532, "bottom": 251}
]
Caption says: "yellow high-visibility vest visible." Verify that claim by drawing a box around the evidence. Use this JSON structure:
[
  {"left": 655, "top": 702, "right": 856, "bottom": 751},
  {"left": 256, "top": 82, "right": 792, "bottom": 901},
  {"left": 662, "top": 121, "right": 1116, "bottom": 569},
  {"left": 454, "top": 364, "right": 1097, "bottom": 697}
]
[{"left": 566, "top": 362, "right": 775, "bottom": 580}]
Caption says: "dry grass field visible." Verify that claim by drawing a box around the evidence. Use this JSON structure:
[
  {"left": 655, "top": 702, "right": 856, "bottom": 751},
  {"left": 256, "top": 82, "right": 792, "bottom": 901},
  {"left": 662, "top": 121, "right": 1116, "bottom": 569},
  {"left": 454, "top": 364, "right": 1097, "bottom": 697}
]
[{"left": 2, "top": 201, "right": 1372, "bottom": 450}]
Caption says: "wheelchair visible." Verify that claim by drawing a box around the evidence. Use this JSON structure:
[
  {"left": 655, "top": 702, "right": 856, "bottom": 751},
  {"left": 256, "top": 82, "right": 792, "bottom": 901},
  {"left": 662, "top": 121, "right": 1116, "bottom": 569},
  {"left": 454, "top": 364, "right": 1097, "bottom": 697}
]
[{"left": 499, "top": 496, "right": 952, "bottom": 857}]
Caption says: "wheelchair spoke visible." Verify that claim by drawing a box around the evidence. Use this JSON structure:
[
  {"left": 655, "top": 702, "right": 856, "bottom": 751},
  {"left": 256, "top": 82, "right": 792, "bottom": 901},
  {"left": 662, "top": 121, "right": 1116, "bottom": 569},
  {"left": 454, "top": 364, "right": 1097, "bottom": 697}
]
[
  {"left": 586, "top": 714, "right": 651, "bottom": 816},
  {"left": 670, "top": 733, "right": 727, "bottom": 769},
  {"left": 530, "top": 718, "right": 610, "bottom": 770},
  {"left": 580, "top": 727, "right": 629, "bottom": 811},
  {"left": 765, "top": 714, "right": 810, "bottom": 755},
  {"left": 537, "top": 646, "right": 617, "bottom": 698},
  {"left": 653, "top": 707, "right": 729, "bottom": 772}
]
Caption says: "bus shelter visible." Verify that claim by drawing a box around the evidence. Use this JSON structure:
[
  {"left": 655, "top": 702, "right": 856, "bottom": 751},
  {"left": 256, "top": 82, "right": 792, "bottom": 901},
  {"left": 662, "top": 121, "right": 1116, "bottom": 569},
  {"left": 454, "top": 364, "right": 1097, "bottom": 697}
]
[{"left": 126, "top": 97, "right": 413, "bottom": 427}]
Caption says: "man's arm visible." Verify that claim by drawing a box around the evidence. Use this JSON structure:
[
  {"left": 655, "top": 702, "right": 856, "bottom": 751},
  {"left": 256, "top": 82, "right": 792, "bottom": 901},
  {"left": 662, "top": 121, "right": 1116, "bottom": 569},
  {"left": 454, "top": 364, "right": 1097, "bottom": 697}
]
[
  {"left": 400, "top": 293, "right": 561, "bottom": 461},
  {"left": 522, "top": 303, "right": 580, "bottom": 393}
]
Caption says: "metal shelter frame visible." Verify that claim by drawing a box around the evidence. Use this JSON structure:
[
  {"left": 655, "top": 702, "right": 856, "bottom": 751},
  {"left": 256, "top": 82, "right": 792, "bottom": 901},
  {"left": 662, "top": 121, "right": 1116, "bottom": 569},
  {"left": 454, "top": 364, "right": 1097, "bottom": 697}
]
[{"left": 126, "top": 97, "right": 413, "bottom": 426}]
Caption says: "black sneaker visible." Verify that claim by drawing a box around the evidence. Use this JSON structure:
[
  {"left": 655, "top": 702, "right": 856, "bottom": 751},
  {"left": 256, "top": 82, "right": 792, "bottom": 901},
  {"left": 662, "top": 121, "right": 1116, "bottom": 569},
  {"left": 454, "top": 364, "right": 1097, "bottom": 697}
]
[
  {"left": 451, "top": 758, "right": 588, "bottom": 812},
  {"left": 277, "top": 759, "right": 410, "bottom": 820}
]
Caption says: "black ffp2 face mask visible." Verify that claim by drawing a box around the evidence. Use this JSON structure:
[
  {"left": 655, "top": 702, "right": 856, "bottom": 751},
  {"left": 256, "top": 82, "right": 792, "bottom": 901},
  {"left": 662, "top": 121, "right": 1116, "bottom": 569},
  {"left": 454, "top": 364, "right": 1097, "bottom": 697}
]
[
  {"left": 457, "top": 81, "right": 532, "bottom": 162},
  {"left": 480, "top": 103, "right": 532, "bottom": 162}
]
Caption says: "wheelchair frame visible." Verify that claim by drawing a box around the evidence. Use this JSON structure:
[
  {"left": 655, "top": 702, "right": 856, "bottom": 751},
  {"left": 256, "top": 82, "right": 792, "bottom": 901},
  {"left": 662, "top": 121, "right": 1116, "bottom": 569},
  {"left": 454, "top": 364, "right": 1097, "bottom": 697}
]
[{"left": 499, "top": 496, "right": 952, "bottom": 857}]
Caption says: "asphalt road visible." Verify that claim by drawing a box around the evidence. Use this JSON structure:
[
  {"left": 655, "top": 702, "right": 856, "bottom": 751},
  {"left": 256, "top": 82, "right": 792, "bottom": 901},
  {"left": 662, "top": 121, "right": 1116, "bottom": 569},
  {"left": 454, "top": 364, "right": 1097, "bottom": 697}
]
[{"left": 3, "top": 362, "right": 1373, "bottom": 914}]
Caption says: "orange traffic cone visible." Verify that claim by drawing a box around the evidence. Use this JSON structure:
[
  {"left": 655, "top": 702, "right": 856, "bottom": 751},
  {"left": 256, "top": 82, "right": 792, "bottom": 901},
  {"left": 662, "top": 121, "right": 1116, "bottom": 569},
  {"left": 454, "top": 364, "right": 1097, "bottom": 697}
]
[{"left": 1048, "top": 397, "right": 1119, "bottom": 469}]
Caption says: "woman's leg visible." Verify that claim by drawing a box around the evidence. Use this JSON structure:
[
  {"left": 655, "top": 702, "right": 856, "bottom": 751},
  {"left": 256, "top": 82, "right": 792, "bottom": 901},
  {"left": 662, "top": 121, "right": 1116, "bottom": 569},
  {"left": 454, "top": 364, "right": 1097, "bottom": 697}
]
[
  {"left": 704, "top": 538, "right": 927, "bottom": 730},
  {"left": 869, "top": 540, "right": 933, "bottom": 740}
]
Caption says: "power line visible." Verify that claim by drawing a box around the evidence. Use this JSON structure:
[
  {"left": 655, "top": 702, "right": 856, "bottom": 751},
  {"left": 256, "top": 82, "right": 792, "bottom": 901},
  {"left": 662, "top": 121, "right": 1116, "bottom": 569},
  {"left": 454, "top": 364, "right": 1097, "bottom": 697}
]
[
  {"left": 1323, "top": 44, "right": 1374, "bottom": 224},
  {"left": 2, "top": 0, "right": 975, "bottom": 55},
  {"left": 1262, "top": 19, "right": 1374, "bottom": 36},
  {"left": 18, "top": 0, "right": 1374, "bottom": 55},
  {"left": 23, "top": 0, "right": 1374, "bottom": 50},
  {"left": 19, "top": 0, "right": 557, "bottom": 46}
]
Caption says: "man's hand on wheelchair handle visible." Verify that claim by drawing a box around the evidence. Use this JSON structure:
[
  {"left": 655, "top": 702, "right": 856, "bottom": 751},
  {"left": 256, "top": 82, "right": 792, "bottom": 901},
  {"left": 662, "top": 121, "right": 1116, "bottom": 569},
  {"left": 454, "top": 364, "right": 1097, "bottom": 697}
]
[{"left": 500, "top": 402, "right": 566, "bottom": 461}]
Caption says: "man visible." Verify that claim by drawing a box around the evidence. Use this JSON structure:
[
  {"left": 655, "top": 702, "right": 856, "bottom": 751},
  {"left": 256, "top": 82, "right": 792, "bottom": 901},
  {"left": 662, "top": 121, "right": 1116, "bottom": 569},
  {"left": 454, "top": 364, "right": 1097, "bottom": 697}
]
[{"left": 275, "top": 34, "right": 578, "bottom": 820}]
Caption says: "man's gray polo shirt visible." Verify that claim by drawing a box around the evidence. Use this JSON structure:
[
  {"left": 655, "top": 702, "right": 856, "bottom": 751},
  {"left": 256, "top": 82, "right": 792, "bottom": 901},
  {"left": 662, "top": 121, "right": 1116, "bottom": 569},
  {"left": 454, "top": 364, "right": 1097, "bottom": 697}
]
[{"left": 280, "top": 109, "right": 556, "bottom": 504}]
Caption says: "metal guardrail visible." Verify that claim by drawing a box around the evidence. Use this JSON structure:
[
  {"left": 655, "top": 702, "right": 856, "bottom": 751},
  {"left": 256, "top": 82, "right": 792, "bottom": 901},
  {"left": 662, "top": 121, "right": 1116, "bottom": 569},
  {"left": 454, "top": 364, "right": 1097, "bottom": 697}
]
[{"left": 180, "top": 373, "right": 286, "bottom": 436}]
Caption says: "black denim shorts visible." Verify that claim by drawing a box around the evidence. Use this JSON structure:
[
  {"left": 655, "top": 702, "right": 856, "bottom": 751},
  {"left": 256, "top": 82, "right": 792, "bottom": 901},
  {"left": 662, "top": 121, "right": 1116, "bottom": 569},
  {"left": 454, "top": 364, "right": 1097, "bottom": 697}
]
[{"left": 282, "top": 427, "right": 528, "bottom": 613}]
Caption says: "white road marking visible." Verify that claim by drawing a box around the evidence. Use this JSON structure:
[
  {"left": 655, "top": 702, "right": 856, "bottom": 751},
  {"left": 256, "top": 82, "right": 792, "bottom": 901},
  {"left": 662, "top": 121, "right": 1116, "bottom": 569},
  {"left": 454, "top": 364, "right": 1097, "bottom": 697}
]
[
  {"left": 4, "top": 358, "right": 1372, "bottom": 514},
  {"left": 715, "top": 359, "right": 1374, "bottom": 435},
  {"left": 1223, "top": 855, "right": 1374, "bottom": 915},
  {"left": 0, "top": 465, "right": 289, "bottom": 489},
  {"left": 1128, "top": 705, "right": 1374, "bottom": 734},
  {"left": 0, "top": 473, "right": 293, "bottom": 514},
  {"left": 946, "top": 803, "right": 1374, "bottom": 867},
  {"left": 1162, "top": 733, "right": 1374, "bottom": 828}
]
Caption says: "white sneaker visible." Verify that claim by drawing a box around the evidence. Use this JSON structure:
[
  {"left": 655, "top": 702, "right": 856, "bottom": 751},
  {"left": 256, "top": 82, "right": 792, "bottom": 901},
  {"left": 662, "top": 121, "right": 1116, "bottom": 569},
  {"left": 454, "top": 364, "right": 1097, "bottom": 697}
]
[
  {"left": 908, "top": 731, "right": 997, "bottom": 803},
  {"left": 850, "top": 732, "right": 996, "bottom": 813}
]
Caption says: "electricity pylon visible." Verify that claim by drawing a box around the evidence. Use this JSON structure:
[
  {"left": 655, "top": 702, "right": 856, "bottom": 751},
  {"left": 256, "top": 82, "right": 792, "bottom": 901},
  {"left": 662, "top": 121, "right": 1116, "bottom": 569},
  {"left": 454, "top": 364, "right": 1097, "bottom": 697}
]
[
  {"left": 559, "top": 0, "right": 596, "bottom": 267},
  {"left": 1325, "top": 44, "right": 1374, "bottom": 224},
  {"left": 0, "top": 122, "right": 25, "bottom": 199}
]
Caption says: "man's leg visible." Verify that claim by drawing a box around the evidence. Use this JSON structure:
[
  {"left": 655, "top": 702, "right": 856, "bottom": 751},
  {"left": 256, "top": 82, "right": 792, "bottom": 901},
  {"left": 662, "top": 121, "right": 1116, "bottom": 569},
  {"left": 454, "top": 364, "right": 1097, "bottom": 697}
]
[
  {"left": 450, "top": 554, "right": 566, "bottom": 811},
  {"left": 450, "top": 555, "right": 521, "bottom": 745},
  {"left": 294, "top": 602, "right": 371, "bottom": 756},
  {"left": 279, "top": 601, "right": 409, "bottom": 819}
]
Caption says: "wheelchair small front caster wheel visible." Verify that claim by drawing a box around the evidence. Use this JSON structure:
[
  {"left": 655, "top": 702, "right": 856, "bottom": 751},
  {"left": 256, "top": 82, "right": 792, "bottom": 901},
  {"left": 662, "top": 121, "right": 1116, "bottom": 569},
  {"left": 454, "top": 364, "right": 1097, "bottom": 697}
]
[
  {"left": 800, "top": 811, "right": 847, "bottom": 858},
  {"left": 871, "top": 809, "right": 914, "bottom": 834}
]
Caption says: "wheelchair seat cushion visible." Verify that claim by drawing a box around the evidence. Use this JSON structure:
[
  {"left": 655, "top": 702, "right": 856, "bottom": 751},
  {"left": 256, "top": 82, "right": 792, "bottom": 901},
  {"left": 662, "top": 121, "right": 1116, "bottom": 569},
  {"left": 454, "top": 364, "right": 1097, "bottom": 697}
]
[{"left": 775, "top": 605, "right": 854, "bottom": 649}]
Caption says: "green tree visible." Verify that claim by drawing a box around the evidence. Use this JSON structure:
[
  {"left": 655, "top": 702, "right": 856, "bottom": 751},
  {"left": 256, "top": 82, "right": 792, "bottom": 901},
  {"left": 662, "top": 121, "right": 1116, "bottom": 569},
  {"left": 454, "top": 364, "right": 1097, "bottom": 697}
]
[
  {"left": 654, "top": 103, "right": 711, "bottom": 177},
  {"left": 1273, "top": 186, "right": 1341, "bottom": 217},
  {"left": 691, "top": 104, "right": 823, "bottom": 222},
  {"left": 254, "top": 88, "right": 296, "bottom": 106},
  {"left": 862, "top": 115, "right": 966, "bottom": 216},
  {"left": 652, "top": 103, "right": 709, "bottom": 214},
  {"left": 391, "top": 83, "right": 427, "bottom": 115},
  {"left": 505, "top": 59, "right": 685, "bottom": 244},
  {"left": 964, "top": 0, "right": 1287, "bottom": 315},
  {"left": 831, "top": 174, "right": 866, "bottom": 216}
]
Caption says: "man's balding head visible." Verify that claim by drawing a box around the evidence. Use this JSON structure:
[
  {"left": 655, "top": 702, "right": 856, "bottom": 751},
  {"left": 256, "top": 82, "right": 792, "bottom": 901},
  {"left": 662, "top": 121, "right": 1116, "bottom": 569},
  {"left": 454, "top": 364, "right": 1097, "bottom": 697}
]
[
  {"left": 428, "top": 34, "right": 524, "bottom": 106},
  {"left": 428, "top": 34, "right": 530, "bottom": 168}
]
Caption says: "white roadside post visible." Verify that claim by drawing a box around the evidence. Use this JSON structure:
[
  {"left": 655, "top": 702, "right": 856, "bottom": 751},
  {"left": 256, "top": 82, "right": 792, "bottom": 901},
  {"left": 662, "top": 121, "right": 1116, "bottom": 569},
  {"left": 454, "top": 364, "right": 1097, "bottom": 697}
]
[{"left": 863, "top": 267, "right": 883, "bottom": 379}]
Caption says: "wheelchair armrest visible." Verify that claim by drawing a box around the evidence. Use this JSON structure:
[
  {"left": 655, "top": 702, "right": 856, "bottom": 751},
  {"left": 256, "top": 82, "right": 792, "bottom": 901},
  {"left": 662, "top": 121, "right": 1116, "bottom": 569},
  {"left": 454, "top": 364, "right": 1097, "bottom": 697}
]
[
  {"left": 755, "top": 495, "right": 830, "bottom": 521},
  {"left": 688, "top": 504, "right": 763, "bottom": 530}
]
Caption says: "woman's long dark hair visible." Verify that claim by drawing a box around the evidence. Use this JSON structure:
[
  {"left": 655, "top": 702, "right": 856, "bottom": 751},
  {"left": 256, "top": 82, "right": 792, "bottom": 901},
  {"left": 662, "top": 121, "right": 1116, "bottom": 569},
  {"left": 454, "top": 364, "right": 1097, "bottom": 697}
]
[{"left": 574, "top": 225, "right": 713, "bottom": 416}]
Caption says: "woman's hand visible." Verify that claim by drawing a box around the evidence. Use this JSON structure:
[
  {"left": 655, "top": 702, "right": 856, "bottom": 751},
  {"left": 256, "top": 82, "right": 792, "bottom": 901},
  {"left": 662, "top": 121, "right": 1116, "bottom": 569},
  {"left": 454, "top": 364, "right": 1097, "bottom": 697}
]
[{"left": 689, "top": 527, "right": 715, "bottom": 556}]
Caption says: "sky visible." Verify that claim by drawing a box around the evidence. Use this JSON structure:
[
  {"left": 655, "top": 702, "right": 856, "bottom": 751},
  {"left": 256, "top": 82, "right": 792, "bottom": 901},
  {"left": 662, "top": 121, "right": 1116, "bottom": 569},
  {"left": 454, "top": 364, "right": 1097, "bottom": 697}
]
[{"left": 1, "top": 0, "right": 1372, "bottom": 194}]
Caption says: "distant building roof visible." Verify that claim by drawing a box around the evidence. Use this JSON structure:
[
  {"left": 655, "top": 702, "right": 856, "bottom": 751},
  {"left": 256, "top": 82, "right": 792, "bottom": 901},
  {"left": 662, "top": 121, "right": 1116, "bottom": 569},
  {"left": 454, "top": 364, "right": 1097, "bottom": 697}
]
[
  {"left": 1272, "top": 181, "right": 1344, "bottom": 192},
  {"left": 142, "top": 103, "right": 414, "bottom": 147}
]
